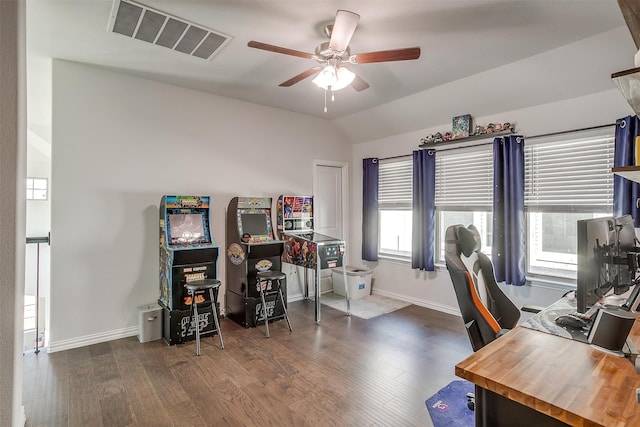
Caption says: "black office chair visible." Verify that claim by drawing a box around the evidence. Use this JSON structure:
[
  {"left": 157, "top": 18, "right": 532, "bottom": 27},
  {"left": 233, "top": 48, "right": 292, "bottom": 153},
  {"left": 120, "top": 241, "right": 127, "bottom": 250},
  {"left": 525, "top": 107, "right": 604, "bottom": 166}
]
[
  {"left": 445, "top": 224, "right": 541, "bottom": 410},
  {"left": 444, "top": 224, "right": 523, "bottom": 352}
]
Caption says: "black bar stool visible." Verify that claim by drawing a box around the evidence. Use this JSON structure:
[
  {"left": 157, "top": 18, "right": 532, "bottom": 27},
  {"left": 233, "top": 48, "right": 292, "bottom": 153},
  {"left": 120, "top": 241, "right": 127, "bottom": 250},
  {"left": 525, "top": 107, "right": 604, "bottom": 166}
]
[
  {"left": 186, "top": 279, "right": 224, "bottom": 355},
  {"left": 256, "top": 270, "right": 292, "bottom": 338}
]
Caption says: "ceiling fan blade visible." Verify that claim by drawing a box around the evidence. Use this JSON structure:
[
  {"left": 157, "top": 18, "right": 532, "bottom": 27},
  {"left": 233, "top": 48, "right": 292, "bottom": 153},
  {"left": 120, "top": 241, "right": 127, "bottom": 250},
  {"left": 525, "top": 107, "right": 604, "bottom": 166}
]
[
  {"left": 351, "top": 47, "right": 421, "bottom": 64},
  {"left": 350, "top": 73, "right": 369, "bottom": 92},
  {"left": 279, "top": 68, "right": 320, "bottom": 87},
  {"left": 329, "top": 10, "right": 360, "bottom": 52},
  {"left": 248, "top": 41, "right": 314, "bottom": 60}
]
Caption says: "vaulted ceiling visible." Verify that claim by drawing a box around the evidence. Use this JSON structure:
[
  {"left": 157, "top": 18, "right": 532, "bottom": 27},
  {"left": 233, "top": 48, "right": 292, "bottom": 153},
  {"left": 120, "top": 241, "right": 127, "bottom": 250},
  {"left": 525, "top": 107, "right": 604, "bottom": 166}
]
[{"left": 27, "top": 1, "right": 632, "bottom": 142}]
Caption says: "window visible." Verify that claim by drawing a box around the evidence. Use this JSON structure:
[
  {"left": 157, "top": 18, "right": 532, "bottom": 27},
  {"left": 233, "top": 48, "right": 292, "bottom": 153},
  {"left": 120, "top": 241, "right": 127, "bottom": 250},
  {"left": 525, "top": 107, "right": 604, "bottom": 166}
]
[
  {"left": 378, "top": 159, "right": 412, "bottom": 258},
  {"left": 374, "top": 126, "right": 615, "bottom": 284},
  {"left": 435, "top": 146, "right": 494, "bottom": 261},
  {"left": 525, "top": 128, "right": 615, "bottom": 279},
  {"left": 26, "top": 178, "right": 48, "bottom": 201},
  {"left": 377, "top": 148, "right": 494, "bottom": 262}
]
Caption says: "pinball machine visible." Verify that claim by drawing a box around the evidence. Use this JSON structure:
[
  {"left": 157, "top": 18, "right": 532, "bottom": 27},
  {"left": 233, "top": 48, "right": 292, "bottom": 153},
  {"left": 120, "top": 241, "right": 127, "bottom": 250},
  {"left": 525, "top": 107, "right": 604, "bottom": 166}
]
[{"left": 276, "top": 195, "right": 349, "bottom": 323}]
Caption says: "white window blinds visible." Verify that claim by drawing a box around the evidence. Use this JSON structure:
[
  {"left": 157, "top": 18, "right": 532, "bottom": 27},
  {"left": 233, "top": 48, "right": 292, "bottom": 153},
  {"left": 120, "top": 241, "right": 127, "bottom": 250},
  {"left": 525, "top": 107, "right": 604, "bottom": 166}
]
[
  {"left": 435, "top": 146, "right": 493, "bottom": 210},
  {"left": 378, "top": 158, "right": 412, "bottom": 208},
  {"left": 524, "top": 128, "right": 615, "bottom": 213}
]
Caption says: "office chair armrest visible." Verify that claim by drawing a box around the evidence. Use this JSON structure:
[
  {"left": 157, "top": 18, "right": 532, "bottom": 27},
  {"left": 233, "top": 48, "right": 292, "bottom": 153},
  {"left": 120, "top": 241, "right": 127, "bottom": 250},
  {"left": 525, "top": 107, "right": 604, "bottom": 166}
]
[{"left": 521, "top": 305, "right": 545, "bottom": 314}]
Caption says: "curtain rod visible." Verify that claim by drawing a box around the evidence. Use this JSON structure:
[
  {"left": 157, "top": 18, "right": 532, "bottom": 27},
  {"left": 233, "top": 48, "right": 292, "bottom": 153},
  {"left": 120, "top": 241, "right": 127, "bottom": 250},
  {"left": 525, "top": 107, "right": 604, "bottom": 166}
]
[
  {"left": 377, "top": 121, "right": 622, "bottom": 160},
  {"left": 517, "top": 121, "right": 622, "bottom": 142},
  {"left": 378, "top": 153, "right": 413, "bottom": 161}
]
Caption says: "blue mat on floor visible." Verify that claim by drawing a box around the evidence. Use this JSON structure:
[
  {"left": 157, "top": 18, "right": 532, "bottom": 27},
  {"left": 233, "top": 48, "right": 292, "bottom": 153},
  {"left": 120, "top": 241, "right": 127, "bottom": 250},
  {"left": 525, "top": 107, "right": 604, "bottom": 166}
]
[{"left": 425, "top": 380, "right": 474, "bottom": 426}]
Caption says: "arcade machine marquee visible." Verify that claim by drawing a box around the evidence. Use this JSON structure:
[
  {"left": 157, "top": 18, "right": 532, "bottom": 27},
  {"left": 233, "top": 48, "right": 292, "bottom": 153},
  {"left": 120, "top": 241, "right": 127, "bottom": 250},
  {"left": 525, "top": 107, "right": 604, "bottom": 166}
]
[
  {"left": 159, "top": 195, "right": 220, "bottom": 345},
  {"left": 276, "top": 195, "right": 349, "bottom": 323}
]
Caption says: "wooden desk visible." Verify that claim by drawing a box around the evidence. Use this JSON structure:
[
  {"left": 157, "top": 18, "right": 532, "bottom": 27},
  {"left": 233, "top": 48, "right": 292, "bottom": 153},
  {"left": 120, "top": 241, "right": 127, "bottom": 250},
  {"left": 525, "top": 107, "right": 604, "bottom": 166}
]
[{"left": 456, "top": 317, "right": 640, "bottom": 426}]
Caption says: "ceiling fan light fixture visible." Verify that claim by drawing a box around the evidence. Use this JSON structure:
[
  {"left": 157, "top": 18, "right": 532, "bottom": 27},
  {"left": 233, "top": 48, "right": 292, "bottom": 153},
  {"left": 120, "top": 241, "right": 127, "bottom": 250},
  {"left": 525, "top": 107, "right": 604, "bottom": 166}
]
[
  {"left": 312, "top": 65, "right": 336, "bottom": 89},
  {"left": 312, "top": 64, "right": 355, "bottom": 91},
  {"left": 334, "top": 67, "right": 356, "bottom": 90}
]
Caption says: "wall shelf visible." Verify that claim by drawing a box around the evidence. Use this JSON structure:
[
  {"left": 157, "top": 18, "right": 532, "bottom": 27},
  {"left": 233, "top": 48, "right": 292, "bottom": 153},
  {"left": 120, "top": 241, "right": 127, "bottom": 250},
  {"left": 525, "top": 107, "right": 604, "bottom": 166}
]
[
  {"left": 419, "top": 128, "right": 516, "bottom": 149},
  {"left": 612, "top": 67, "right": 640, "bottom": 116},
  {"left": 613, "top": 166, "right": 640, "bottom": 184},
  {"left": 612, "top": 65, "right": 640, "bottom": 184}
]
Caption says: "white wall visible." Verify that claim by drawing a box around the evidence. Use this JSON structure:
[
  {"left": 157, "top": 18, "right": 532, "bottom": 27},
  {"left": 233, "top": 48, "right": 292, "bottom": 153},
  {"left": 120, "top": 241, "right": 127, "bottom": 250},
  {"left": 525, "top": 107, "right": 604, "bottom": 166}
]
[
  {"left": 335, "top": 27, "right": 636, "bottom": 144},
  {"left": 49, "top": 60, "right": 350, "bottom": 351},
  {"left": 26, "top": 130, "right": 51, "bottom": 236},
  {"left": 0, "top": 1, "right": 26, "bottom": 425},
  {"left": 348, "top": 27, "right": 636, "bottom": 317}
]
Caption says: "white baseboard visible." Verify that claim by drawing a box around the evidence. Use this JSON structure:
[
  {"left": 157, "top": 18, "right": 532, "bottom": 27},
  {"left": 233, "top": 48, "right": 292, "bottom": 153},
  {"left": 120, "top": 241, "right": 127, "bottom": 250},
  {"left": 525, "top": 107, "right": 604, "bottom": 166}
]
[
  {"left": 287, "top": 293, "right": 306, "bottom": 302},
  {"left": 47, "top": 293, "right": 459, "bottom": 353},
  {"left": 47, "top": 326, "right": 138, "bottom": 353},
  {"left": 371, "top": 288, "right": 462, "bottom": 317}
]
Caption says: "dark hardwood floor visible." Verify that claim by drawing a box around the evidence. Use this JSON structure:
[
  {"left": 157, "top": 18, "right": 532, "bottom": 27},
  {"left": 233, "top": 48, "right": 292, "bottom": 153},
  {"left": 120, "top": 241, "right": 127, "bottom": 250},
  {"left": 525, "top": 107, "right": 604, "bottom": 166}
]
[{"left": 23, "top": 300, "right": 472, "bottom": 427}]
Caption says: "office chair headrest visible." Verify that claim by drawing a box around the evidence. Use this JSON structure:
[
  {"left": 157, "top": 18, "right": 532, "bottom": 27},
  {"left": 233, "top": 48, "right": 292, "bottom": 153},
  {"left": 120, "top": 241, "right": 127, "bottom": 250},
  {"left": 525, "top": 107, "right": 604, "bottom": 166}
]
[{"left": 458, "top": 225, "right": 481, "bottom": 257}]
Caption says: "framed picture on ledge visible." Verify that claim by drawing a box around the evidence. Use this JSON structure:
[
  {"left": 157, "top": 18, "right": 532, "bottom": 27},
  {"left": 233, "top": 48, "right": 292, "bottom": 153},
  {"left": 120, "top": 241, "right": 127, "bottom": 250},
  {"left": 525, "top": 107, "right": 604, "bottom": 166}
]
[{"left": 452, "top": 114, "right": 472, "bottom": 139}]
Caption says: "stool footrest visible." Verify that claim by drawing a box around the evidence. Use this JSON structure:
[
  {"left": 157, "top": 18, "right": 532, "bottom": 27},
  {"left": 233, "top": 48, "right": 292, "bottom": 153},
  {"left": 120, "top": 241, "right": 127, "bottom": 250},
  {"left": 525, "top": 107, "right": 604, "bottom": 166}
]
[
  {"left": 256, "top": 271, "right": 292, "bottom": 338},
  {"left": 187, "top": 283, "right": 224, "bottom": 355}
]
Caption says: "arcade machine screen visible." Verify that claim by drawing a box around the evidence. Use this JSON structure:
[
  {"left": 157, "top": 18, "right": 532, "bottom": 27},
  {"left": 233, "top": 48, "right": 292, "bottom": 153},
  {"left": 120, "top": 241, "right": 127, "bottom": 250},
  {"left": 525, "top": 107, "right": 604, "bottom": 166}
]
[
  {"left": 237, "top": 210, "right": 275, "bottom": 242},
  {"left": 168, "top": 212, "right": 210, "bottom": 245},
  {"left": 241, "top": 213, "right": 270, "bottom": 236}
]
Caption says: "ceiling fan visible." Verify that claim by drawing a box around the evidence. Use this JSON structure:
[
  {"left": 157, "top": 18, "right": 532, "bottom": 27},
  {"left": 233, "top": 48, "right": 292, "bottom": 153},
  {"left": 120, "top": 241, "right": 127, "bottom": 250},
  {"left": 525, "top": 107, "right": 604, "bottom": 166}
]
[{"left": 247, "top": 10, "right": 421, "bottom": 95}]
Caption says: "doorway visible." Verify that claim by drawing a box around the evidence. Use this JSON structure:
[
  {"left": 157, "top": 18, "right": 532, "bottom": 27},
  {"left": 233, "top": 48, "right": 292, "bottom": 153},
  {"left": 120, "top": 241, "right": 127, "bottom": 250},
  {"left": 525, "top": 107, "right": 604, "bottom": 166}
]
[
  {"left": 313, "top": 160, "right": 349, "bottom": 292},
  {"left": 313, "top": 160, "right": 348, "bottom": 241}
]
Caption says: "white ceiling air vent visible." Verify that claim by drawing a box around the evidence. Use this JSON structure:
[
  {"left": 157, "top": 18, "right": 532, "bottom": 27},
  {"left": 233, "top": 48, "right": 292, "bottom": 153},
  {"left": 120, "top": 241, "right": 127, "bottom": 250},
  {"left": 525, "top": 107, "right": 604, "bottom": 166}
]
[{"left": 108, "top": 0, "right": 231, "bottom": 60}]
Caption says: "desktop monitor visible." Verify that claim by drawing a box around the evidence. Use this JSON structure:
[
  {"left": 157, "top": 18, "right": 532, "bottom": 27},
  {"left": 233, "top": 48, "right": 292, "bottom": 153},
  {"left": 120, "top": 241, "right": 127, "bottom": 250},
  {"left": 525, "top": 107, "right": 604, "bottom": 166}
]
[{"left": 576, "top": 216, "right": 615, "bottom": 313}]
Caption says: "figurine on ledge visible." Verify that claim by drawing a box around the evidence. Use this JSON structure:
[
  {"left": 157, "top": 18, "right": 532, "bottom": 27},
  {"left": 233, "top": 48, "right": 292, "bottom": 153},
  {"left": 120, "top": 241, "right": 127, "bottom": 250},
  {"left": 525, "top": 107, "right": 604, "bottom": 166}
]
[
  {"left": 471, "top": 122, "right": 514, "bottom": 136},
  {"left": 420, "top": 121, "right": 515, "bottom": 146}
]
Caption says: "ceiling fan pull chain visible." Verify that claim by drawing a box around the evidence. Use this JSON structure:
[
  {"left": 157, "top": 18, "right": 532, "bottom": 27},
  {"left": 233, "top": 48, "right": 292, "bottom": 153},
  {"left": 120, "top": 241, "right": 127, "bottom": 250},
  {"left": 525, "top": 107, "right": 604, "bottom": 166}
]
[
  {"left": 331, "top": 90, "right": 335, "bottom": 102},
  {"left": 324, "top": 89, "right": 328, "bottom": 113}
]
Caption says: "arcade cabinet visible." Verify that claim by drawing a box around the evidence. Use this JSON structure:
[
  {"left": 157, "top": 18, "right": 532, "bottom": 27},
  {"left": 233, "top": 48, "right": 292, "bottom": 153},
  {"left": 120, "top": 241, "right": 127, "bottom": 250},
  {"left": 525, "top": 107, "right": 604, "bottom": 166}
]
[
  {"left": 159, "top": 195, "right": 220, "bottom": 345},
  {"left": 276, "top": 195, "right": 349, "bottom": 323},
  {"left": 225, "top": 197, "right": 287, "bottom": 328}
]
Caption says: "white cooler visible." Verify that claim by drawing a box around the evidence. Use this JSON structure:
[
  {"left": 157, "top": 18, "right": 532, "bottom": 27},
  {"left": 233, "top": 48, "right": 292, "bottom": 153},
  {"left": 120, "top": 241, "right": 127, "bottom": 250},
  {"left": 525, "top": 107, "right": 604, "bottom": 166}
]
[
  {"left": 332, "top": 266, "right": 373, "bottom": 299},
  {"left": 137, "top": 303, "right": 162, "bottom": 343}
]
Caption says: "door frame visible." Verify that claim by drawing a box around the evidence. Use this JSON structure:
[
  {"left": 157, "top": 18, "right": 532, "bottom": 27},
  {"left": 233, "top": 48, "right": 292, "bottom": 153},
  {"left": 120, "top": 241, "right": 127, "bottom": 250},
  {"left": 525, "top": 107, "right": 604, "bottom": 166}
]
[{"left": 313, "top": 159, "right": 349, "bottom": 263}]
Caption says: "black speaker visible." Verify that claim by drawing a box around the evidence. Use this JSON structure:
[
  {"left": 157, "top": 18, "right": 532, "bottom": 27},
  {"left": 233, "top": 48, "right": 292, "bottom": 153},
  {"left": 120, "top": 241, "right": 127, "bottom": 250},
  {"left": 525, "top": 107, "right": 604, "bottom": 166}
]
[{"left": 587, "top": 307, "right": 636, "bottom": 353}]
